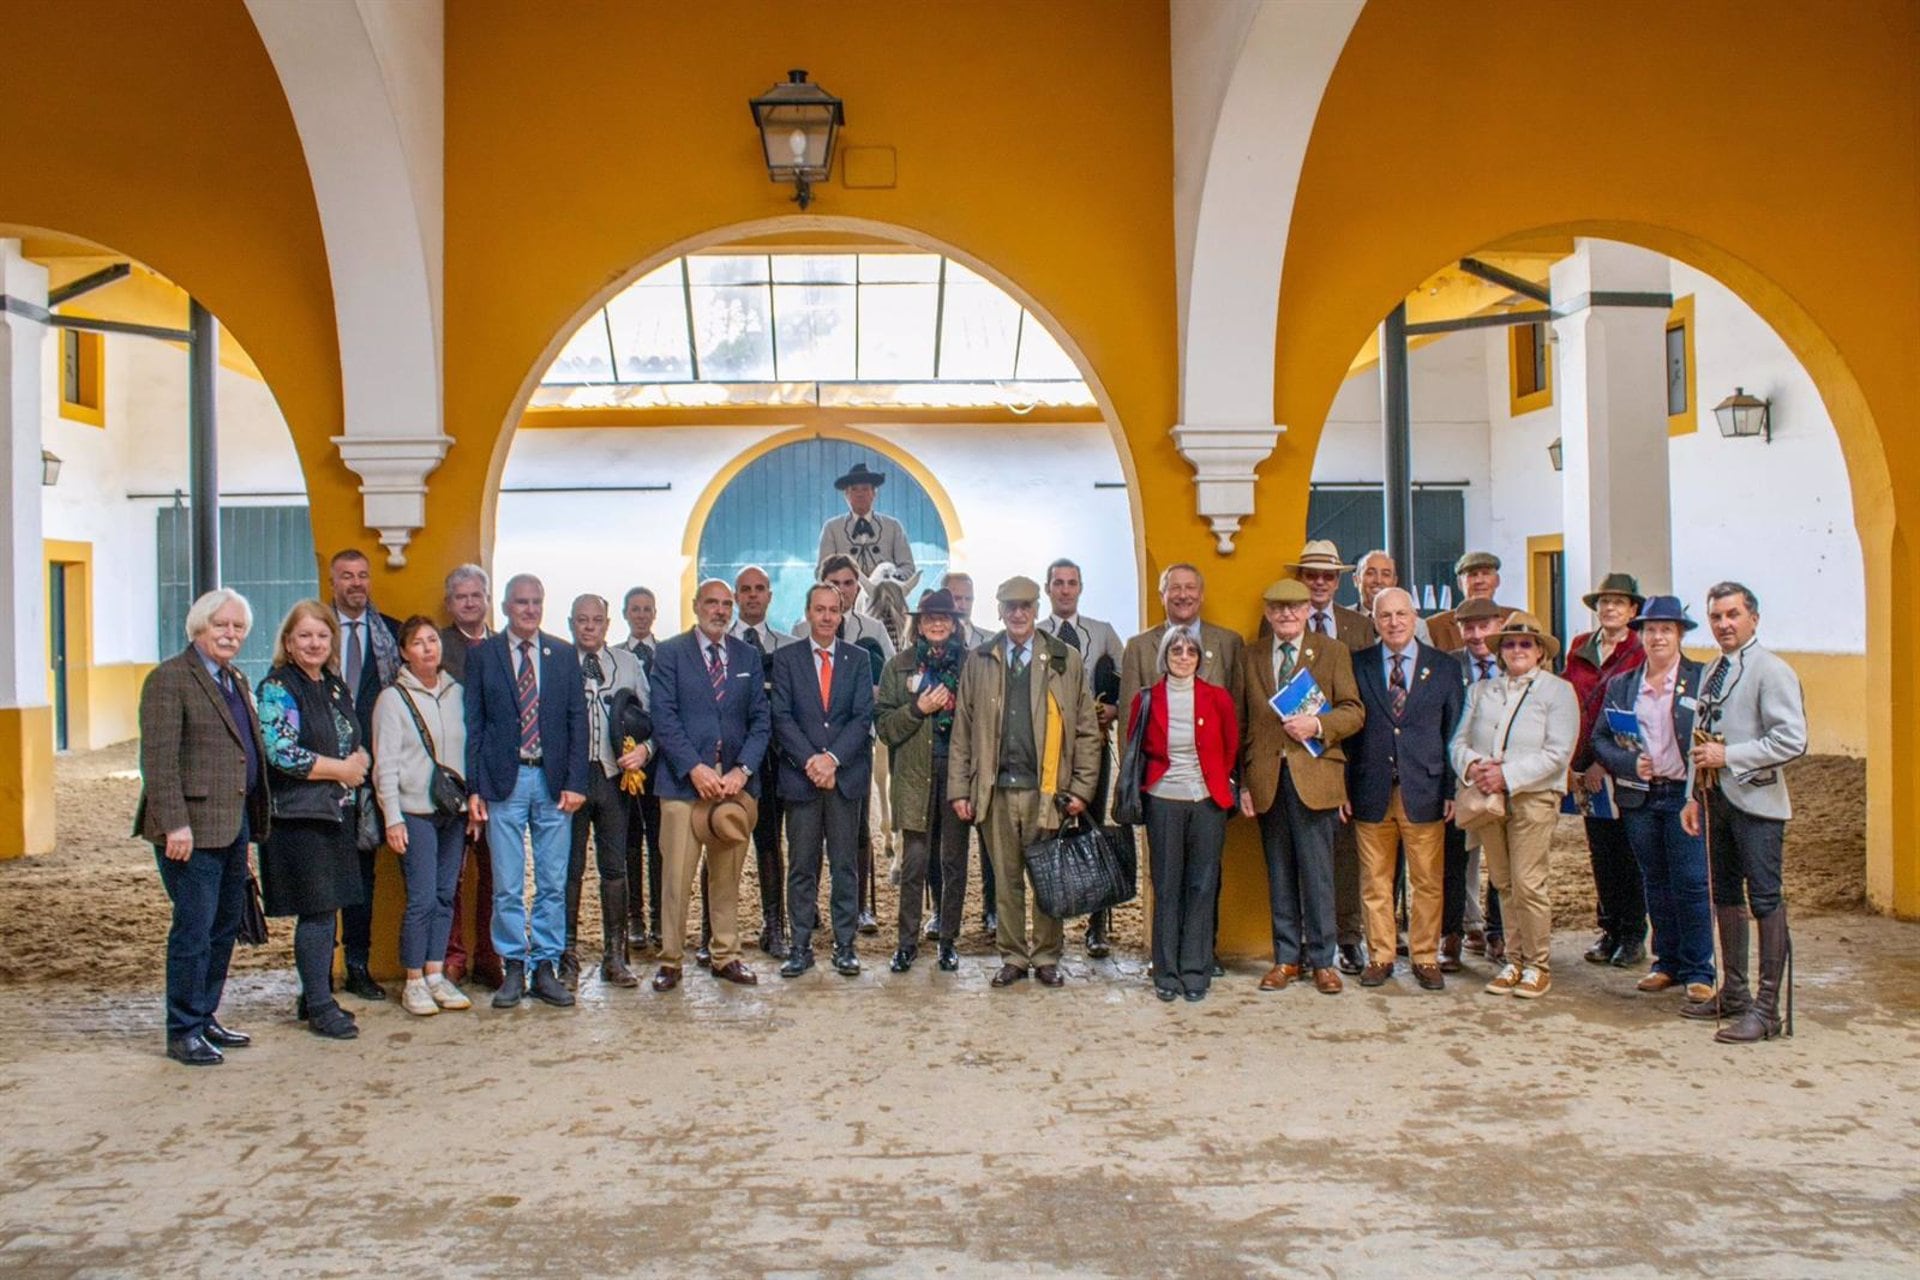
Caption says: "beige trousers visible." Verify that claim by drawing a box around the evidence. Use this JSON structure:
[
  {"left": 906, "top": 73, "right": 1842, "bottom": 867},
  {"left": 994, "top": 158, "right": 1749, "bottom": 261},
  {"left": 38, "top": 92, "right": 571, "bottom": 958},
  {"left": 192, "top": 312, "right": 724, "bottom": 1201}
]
[
  {"left": 1479, "top": 789, "right": 1559, "bottom": 970},
  {"left": 983, "top": 787, "right": 1061, "bottom": 968},
  {"left": 1354, "top": 788, "right": 1446, "bottom": 965},
  {"left": 658, "top": 798, "right": 748, "bottom": 968}
]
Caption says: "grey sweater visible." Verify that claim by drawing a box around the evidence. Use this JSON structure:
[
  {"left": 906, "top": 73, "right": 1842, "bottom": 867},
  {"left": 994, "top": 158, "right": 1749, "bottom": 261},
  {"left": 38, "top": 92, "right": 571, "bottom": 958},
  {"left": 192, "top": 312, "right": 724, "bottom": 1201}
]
[{"left": 372, "top": 668, "right": 468, "bottom": 820}]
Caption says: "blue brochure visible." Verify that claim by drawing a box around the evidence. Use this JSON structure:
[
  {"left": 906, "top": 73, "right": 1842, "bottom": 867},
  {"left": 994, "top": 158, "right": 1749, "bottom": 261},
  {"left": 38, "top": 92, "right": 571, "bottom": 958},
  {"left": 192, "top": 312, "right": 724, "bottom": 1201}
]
[
  {"left": 1604, "top": 706, "right": 1643, "bottom": 751},
  {"left": 1269, "top": 669, "right": 1327, "bottom": 758}
]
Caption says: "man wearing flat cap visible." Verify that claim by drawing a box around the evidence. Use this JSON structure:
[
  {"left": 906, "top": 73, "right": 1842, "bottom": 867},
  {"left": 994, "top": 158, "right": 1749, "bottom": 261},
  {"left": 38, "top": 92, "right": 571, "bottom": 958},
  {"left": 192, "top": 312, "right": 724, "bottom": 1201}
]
[
  {"left": 818, "top": 461, "right": 915, "bottom": 579},
  {"left": 1287, "top": 540, "right": 1377, "bottom": 651},
  {"left": 1425, "top": 551, "right": 1519, "bottom": 654},
  {"left": 949, "top": 575, "right": 1102, "bottom": 988},
  {"left": 1237, "top": 578, "right": 1365, "bottom": 994}
]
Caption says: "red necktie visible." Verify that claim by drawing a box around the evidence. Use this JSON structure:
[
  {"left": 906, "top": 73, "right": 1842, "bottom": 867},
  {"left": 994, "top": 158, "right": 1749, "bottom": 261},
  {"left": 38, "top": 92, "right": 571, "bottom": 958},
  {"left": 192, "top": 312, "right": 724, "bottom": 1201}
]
[{"left": 817, "top": 648, "right": 833, "bottom": 709}]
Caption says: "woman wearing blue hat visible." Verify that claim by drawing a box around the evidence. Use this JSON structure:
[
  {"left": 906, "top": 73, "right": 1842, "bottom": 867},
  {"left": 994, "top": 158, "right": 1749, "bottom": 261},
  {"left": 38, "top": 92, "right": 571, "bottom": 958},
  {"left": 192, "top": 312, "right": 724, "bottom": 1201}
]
[{"left": 1589, "top": 597, "right": 1716, "bottom": 1005}]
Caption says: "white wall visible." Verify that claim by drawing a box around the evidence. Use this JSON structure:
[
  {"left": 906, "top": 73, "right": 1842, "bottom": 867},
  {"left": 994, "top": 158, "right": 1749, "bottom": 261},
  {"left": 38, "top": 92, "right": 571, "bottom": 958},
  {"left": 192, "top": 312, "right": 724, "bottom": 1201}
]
[
  {"left": 1308, "top": 250, "right": 1864, "bottom": 655},
  {"left": 493, "top": 422, "right": 1138, "bottom": 637},
  {"left": 40, "top": 332, "right": 307, "bottom": 665}
]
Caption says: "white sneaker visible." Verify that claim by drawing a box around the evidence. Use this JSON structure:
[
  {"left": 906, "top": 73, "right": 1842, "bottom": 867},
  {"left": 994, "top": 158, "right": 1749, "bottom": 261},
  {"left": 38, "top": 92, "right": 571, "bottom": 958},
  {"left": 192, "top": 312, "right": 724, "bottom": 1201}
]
[
  {"left": 427, "top": 974, "right": 472, "bottom": 1010},
  {"left": 401, "top": 978, "right": 439, "bottom": 1016}
]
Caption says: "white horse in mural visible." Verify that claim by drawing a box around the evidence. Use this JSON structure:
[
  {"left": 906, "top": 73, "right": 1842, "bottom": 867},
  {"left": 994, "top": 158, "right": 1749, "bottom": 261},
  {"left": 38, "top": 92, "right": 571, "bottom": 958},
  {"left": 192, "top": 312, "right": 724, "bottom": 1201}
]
[{"left": 861, "top": 563, "right": 920, "bottom": 915}]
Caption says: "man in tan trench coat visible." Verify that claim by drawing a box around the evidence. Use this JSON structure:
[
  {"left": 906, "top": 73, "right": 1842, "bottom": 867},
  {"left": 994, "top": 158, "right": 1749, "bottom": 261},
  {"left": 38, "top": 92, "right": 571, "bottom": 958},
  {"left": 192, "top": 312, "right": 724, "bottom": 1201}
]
[{"left": 949, "top": 575, "right": 1102, "bottom": 988}]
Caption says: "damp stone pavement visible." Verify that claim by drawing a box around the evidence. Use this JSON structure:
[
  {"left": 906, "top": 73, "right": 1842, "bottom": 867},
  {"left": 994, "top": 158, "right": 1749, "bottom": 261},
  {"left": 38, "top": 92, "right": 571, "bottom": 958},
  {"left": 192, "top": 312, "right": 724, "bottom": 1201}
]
[{"left": 0, "top": 913, "right": 1916, "bottom": 1277}]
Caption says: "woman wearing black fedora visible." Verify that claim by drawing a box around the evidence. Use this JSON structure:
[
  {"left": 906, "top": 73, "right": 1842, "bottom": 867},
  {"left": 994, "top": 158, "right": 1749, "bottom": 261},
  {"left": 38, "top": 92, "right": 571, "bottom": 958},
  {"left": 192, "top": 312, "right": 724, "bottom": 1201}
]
[
  {"left": 1564, "top": 572, "right": 1649, "bottom": 970},
  {"left": 1589, "top": 597, "right": 1716, "bottom": 1005}
]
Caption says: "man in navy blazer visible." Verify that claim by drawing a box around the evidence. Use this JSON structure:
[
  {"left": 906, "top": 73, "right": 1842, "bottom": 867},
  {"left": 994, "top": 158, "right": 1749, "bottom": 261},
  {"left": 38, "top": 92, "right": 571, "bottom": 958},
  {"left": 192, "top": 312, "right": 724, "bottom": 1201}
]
[
  {"left": 464, "top": 573, "right": 589, "bottom": 1010},
  {"left": 1345, "top": 588, "right": 1464, "bottom": 988},
  {"left": 772, "top": 583, "right": 876, "bottom": 977},
  {"left": 648, "top": 577, "right": 771, "bottom": 990}
]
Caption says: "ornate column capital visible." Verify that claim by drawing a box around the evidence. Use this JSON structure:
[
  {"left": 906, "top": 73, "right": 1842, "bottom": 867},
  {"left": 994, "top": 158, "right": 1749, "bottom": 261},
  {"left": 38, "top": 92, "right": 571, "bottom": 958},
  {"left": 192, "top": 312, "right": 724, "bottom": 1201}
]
[
  {"left": 1170, "top": 421, "right": 1285, "bottom": 554},
  {"left": 329, "top": 433, "right": 453, "bottom": 567}
]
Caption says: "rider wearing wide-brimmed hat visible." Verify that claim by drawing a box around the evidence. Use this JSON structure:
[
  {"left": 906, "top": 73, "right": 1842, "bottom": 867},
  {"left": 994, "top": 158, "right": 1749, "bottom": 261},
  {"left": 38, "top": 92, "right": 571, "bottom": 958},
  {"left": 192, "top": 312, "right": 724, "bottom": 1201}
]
[{"left": 817, "top": 460, "right": 916, "bottom": 578}]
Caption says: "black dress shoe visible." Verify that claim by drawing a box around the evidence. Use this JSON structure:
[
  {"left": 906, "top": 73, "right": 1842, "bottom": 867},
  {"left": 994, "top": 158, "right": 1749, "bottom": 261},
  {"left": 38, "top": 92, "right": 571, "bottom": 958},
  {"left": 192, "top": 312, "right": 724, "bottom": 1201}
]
[
  {"left": 858, "top": 911, "right": 880, "bottom": 935},
  {"left": 1584, "top": 934, "right": 1618, "bottom": 964},
  {"left": 780, "top": 950, "right": 815, "bottom": 978},
  {"left": 695, "top": 944, "right": 713, "bottom": 969},
  {"left": 166, "top": 1033, "right": 223, "bottom": 1066},
  {"left": 990, "top": 963, "right": 1028, "bottom": 988},
  {"left": 1035, "top": 964, "right": 1065, "bottom": 988},
  {"left": 204, "top": 1018, "right": 250, "bottom": 1048},
  {"left": 1183, "top": 989, "right": 1206, "bottom": 1003},
  {"left": 832, "top": 948, "right": 861, "bottom": 977},
  {"left": 1209, "top": 958, "right": 1226, "bottom": 979},
  {"left": 307, "top": 1004, "right": 359, "bottom": 1040},
  {"left": 889, "top": 946, "right": 916, "bottom": 973},
  {"left": 1609, "top": 941, "right": 1647, "bottom": 968},
  {"left": 492, "top": 960, "right": 527, "bottom": 1008},
  {"left": 558, "top": 950, "right": 581, "bottom": 990},
  {"left": 530, "top": 961, "right": 577, "bottom": 1007},
  {"left": 1337, "top": 943, "right": 1366, "bottom": 975},
  {"left": 937, "top": 942, "right": 959, "bottom": 971},
  {"left": 1155, "top": 986, "right": 1179, "bottom": 1002},
  {"left": 343, "top": 964, "right": 387, "bottom": 1002},
  {"left": 983, "top": 912, "right": 998, "bottom": 936}
]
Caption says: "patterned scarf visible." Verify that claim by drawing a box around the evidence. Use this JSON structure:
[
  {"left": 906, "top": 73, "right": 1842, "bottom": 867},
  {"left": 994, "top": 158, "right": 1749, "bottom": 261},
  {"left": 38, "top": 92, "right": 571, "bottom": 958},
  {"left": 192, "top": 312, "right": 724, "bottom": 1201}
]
[{"left": 915, "top": 638, "right": 965, "bottom": 744}]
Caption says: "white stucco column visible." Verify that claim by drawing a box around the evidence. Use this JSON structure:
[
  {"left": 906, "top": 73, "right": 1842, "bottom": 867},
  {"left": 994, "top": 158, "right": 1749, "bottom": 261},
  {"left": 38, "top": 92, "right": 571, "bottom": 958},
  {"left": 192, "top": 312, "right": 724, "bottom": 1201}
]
[
  {"left": 1551, "top": 239, "right": 1675, "bottom": 613},
  {"left": 0, "top": 239, "right": 55, "bottom": 855},
  {"left": 0, "top": 242, "right": 49, "bottom": 708}
]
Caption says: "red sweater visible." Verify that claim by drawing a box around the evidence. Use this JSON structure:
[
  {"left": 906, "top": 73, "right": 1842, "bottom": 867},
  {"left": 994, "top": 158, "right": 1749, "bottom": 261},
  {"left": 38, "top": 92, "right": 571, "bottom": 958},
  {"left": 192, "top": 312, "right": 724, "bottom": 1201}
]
[
  {"left": 1128, "top": 678, "right": 1240, "bottom": 811},
  {"left": 1564, "top": 628, "right": 1645, "bottom": 770}
]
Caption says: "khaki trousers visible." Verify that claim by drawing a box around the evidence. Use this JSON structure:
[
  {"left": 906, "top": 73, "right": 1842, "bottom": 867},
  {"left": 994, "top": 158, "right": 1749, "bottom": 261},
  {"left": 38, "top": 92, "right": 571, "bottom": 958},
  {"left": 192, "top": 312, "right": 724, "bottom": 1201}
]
[
  {"left": 1480, "top": 789, "right": 1558, "bottom": 970},
  {"left": 659, "top": 798, "right": 748, "bottom": 968},
  {"left": 1355, "top": 788, "right": 1445, "bottom": 965},
  {"left": 983, "top": 787, "right": 1061, "bottom": 968}
]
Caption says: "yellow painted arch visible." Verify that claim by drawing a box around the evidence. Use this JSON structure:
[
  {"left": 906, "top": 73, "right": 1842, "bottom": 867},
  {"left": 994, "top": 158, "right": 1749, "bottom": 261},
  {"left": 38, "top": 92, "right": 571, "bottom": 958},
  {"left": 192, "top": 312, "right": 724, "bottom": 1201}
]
[{"left": 673, "top": 424, "right": 966, "bottom": 630}]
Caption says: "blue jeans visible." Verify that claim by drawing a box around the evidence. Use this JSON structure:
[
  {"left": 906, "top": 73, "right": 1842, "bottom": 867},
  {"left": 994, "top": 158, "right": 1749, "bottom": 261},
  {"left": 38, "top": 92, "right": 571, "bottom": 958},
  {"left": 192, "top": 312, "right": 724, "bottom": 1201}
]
[
  {"left": 1621, "top": 786, "right": 1715, "bottom": 986},
  {"left": 486, "top": 766, "right": 570, "bottom": 966},
  {"left": 154, "top": 822, "right": 251, "bottom": 1040},
  {"left": 399, "top": 812, "right": 466, "bottom": 970}
]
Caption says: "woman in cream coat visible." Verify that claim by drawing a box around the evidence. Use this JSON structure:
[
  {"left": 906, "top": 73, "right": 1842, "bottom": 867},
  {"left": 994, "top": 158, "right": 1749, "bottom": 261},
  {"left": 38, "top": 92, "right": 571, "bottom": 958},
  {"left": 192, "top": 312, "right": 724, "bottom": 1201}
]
[{"left": 1449, "top": 612, "right": 1580, "bottom": 1000}]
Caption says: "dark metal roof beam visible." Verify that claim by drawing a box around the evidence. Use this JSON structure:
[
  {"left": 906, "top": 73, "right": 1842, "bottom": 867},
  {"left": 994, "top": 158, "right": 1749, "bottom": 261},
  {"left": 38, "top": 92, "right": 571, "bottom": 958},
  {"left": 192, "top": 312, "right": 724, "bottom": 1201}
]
[
  {"left": 47, "top": 262, "right": 131, "bottom": 307},
  {"left": 1457, "top": 257, "right": 1551, "bottom": 304}
]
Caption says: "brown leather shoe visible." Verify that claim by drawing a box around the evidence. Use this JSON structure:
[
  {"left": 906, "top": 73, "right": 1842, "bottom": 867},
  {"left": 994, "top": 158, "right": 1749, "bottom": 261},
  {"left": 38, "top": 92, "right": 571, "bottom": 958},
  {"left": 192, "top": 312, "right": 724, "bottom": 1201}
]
[
  {"left": 711, "top": 959, "right": 759, "bottom": 986},
  {"left": 1034, "top": 964, "right": 1064, "bottom": 988},
  {"left": 1413, "top": 963, "right": 1445, "bottom": 991},
  {"left": 1485, "top": 935, "right": 1507, "bottom": 962},
  {"left": 990, "top": 964, "right": 1029, "bottom": 988},
  {"left": 1463, "top": 928, "right": 1486, "bottom": 955},
  {"left": 1637, "top": 972, "right": 1679, "bottom": 992},
  {"left": 1439, "top": 934, "right": 1464, "bottom": 973},
  {"left": 1312, "top": 967, "right": 1343, "bottom": 995},
  {"left": 1360, "top": 962, "right": 1394, "bottom": 987},
  {"left": 1259, "top": 964, "right": 1300, "bottom": 992},
  {"left": 650, "top": 965, "right": 682, "bottom": 992}
]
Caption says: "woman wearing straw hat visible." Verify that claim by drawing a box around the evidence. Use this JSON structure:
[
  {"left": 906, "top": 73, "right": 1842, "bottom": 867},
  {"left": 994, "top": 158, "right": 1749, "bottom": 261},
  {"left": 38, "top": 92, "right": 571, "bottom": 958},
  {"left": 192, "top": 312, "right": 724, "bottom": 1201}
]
[
  {"left": 1564, "top": 572, "right": 1650, "bottom": 970},
  {"left": 1589, "top": 596, "right": 1716, "bottom": 1006},
  {"left": 1449, "top": 612, "right": 1580, "bottom": 999}
]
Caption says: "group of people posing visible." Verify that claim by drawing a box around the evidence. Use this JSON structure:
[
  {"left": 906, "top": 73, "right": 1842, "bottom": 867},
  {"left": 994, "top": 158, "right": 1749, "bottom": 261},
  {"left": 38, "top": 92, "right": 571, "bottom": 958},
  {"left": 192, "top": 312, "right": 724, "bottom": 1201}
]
[{"left": 136, "top": 464, "right": 1807, "bottom": 1067}]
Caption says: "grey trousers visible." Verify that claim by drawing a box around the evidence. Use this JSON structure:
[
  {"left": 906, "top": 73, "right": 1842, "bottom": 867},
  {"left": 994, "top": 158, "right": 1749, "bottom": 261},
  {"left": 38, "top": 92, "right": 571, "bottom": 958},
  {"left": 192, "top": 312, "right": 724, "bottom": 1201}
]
[
  {"left": 1258, "top": 767, "right": 1338, "bottom": 970},
  {"left": 786, "top": 788, "right": 862, "bottom": 951}
]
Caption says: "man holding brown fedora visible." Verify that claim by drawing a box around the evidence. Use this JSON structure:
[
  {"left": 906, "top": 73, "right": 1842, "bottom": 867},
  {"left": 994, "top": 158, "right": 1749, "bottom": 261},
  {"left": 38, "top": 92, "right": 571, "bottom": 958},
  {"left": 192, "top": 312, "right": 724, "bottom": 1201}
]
[{"left": 647, "top": 577, "right": 771, "bottom": 990}]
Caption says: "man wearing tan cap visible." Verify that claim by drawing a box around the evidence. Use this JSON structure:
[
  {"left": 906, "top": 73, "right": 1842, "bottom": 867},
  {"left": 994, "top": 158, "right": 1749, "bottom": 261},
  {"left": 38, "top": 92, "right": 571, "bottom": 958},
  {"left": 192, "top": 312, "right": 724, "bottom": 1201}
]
[
  {"left": 1286, "top": 540, "right": 1376, "bottom": 651},
  {"left": 1237, "top": 578, "right": 1365, "bottom": 994},
  {"left": 949, "top": 575, "right": 1102, "bottom": 988},
  {"left": 1425, "top": 551, "right": 1518, "bottom": 654}
]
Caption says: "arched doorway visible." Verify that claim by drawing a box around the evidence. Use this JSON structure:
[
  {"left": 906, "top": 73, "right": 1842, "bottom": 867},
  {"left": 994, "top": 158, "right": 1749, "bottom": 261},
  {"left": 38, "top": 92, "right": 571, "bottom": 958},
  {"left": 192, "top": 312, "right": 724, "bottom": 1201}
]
[{"left": 690, "top": 433, "right": 953, "bottom": 635}]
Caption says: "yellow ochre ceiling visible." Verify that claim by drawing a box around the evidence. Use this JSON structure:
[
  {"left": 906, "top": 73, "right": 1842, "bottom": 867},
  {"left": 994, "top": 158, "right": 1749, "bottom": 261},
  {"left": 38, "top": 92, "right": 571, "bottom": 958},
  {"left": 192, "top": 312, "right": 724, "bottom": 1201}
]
[{"left": 1346, "top": 240, "right": 1570, "bottom": 374}]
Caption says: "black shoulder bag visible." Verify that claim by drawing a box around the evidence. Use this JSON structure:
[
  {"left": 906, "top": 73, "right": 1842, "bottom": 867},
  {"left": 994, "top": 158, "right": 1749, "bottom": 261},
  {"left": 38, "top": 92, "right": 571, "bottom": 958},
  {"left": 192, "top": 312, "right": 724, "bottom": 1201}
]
[{"left": 398, "top": 686, "right": 470, "bottom": 819}]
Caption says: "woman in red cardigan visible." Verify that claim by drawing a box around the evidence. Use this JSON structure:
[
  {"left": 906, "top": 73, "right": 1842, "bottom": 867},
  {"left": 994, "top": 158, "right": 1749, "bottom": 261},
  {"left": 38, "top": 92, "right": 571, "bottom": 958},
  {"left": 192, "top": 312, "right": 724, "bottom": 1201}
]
[{"left": 1126, "top": 629, "right": 1240, "bottom": 1002}]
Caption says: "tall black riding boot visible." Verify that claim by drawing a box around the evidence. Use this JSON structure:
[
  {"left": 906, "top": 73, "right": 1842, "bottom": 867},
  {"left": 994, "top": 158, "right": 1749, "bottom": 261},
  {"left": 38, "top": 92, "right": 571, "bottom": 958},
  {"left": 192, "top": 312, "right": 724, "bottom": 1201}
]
[
  {"left": 599, "top": 877, "right": 638, "bottom": 988},
  {"left": 1717, "top": 907, "right": 1789, "bottom": 1043},
  {"left": 560, "top": 869, "right": 584, "bottom": 988},
  {"left": 1682, "top": 905, "right": 1750, "bottom": 1020}
]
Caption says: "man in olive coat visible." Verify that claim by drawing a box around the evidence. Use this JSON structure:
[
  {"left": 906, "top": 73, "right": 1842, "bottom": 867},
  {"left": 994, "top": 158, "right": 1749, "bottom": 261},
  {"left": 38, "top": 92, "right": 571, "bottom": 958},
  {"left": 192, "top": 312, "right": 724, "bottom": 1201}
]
[
  {"left": 949, "top": 575, "right": 1102, "bottom": 988},
  {"left": 1238, "top": 579, "right": 1366, "bottom": 994}
]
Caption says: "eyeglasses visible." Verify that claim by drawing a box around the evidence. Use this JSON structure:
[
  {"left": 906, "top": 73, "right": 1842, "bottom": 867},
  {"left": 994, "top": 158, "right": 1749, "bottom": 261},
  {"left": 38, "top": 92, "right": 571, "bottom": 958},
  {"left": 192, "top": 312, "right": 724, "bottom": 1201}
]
[{"left": 1499, "top": 638, "right": 1539, "bottom": 651}]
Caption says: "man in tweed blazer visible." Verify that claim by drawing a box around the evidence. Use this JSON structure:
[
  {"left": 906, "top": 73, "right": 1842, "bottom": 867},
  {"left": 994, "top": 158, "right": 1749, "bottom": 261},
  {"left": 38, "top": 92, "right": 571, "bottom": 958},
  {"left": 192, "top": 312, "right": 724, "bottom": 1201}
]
[{"left": 135, "top": 589, "right": 273, "bottom": 1067}]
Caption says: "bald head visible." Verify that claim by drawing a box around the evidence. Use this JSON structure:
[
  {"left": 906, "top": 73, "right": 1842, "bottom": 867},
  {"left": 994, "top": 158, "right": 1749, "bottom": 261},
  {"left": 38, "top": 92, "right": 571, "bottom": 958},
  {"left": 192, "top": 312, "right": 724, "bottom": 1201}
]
[
  {"left": 734, "top": 565, "right": 772, "bottom": 625},
  {"left": 1373, "top": 587, "right": 1416, "bottom": 648}
]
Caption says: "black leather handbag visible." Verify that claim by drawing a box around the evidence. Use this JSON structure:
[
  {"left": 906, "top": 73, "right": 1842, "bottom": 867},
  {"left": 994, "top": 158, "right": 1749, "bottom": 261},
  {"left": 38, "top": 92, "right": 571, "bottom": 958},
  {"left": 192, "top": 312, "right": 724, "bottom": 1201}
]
[
  {"left": 1110, "top": 689, "right": 1150, "bottom": 826},
  {"left": 1024, "top": 814, "right": 1137, "bottom": 919},
  {"left": 238, "top": 864, "right": 269, "bottom": 947}
]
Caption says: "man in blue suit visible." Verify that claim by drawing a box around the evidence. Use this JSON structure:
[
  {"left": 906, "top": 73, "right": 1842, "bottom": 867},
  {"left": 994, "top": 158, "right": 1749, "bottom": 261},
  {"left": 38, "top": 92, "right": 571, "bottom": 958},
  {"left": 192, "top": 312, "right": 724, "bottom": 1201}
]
[
  {"left": 1345, "top": 587, "right": 1464, "bottom": 990},
  {"left": 648, "top": 577, "right": 772, "bottom": 990},
  {"left": 464, "top": 573, "right": 589, "bottom": 1010},
  {"left": 772, "top": 583, "right": 875, "bottom": 978}
]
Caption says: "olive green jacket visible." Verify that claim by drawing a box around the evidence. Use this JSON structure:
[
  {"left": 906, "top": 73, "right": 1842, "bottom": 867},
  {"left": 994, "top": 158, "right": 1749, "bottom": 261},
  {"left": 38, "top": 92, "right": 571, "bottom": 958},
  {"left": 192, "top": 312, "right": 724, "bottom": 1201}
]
[{"left": 875, "top": 648, "right": 953, "bottom": 833}]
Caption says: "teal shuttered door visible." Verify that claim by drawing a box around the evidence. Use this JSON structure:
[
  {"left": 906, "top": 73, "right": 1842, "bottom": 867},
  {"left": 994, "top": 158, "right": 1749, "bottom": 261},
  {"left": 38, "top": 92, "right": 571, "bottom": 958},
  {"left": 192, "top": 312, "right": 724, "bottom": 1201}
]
[{"left": 157, "top": 506, "right": 319, "bottom": 687}]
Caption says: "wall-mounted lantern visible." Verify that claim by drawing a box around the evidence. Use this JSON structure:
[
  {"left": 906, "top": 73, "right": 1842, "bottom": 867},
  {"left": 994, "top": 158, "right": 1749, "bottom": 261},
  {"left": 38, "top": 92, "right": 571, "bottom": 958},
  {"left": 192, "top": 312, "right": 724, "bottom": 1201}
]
[
  {"left": 1546, "top": 436, "right": 1563, "bottom": 472},
  {"left": 749, "top": 70, "right": 845, "bottom": 210},
  {"left": 1712, "top": 386, "right": 1772, "bottom": 442},
  {"left": 41, "top": 449, "right": 61, "bottom": 486}
]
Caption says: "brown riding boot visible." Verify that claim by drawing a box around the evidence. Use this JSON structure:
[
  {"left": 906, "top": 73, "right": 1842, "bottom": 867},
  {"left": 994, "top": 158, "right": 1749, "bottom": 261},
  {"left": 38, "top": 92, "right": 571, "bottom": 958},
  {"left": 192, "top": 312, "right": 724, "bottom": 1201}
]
[
  {"left": 599, "top": 878, "right": 639, "bottom": 988},
  {"left": 1681, "top": 905, "right": 1751, "bottom": 1021},
  {"left": 1716, "top": 907, "right": 1789, "bottom": 1043}
]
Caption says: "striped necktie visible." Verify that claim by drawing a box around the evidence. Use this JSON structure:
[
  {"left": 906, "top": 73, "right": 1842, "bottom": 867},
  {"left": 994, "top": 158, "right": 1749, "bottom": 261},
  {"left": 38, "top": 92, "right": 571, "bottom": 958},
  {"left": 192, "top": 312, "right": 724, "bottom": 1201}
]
[
  {"left": 515, "top": 641, "right": 541, "bottom": 758},
  {"left": 707, "top": 641, "right": 727, "bottom": 701},
  {"left": 1389, "top": 653, "right": 1409, "bottom": 718}
]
